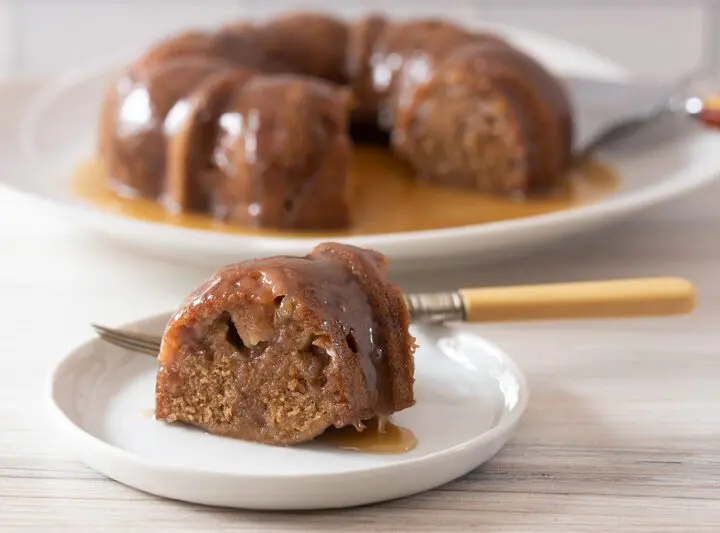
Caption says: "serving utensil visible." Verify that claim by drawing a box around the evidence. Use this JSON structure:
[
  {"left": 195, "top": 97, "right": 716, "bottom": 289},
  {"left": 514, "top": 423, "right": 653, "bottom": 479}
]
[
  {"left": 92, "top": 276, "right": 696, "bottom": 356},
  {"left": 565, "top": 72, "right": 720, "bottom": 154}
]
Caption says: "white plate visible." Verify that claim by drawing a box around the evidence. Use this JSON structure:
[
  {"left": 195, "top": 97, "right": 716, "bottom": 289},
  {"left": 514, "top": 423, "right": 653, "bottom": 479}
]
[
  {"left": 4, "top": 24, "right": 720, "bottom": 270},
  {"left": 47, "top": 312, "right": 528, "bottom": 510}
]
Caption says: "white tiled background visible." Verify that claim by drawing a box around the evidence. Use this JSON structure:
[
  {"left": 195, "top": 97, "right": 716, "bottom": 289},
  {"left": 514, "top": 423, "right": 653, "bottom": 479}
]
[{"left": 0, "top": 0, "right": 717, "bottom": 80}]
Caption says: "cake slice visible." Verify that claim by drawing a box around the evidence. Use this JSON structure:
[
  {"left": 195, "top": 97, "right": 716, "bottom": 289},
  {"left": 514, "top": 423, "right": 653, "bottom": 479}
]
[{"left": 155, "top": 242, "right": 416, "bottom": 445}]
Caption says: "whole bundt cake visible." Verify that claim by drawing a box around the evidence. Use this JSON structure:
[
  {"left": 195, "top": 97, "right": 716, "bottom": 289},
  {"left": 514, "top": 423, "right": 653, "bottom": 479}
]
[{"left": 98, "top": 12, "right": 573, "bottom": 231}]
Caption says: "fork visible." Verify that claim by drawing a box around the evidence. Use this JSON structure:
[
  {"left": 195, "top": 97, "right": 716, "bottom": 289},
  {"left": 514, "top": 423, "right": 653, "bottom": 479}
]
[{"left": 92, "top": 276, "right": 696, "bottom": 356}]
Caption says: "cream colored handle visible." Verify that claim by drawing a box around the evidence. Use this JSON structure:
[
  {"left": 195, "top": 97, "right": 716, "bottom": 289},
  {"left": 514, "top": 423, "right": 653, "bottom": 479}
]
[{"left": 458, "top": 277, "right": 697, "bottom": 322}]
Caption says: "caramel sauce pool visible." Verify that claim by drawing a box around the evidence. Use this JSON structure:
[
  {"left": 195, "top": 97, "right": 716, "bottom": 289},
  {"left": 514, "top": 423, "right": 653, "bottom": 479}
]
[
  {"left": 317, "top": 418, "right": 417, "bottom": 454},
  {"left": 71, "top": 146, "right": 618, "bottom": 235},
  {"left": 142, "top": 407, "right": 413, "bottom": 453}
]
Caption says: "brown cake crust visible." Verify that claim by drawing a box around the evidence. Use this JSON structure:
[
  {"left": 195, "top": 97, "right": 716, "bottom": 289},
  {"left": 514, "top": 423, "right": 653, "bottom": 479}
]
[
  {"left": 345, "top": 14, "right": 389, "bottom": 123},
  {"left": 211, "top": 75, "right": 353, "bottom": 230},
  {"left": 99, "top": 57, "right": 237, "bottom": 199},
  {"left": 248, "top": 14, "right": 349, "bottom": 83},
  {"left": 133, "top": 29, "right": 292, "bottom": 73},
  {"left": 155, "top": 242, "right": 416, "bottom": 445},
  {"left": 164, "top": 69, "right": 255, "bottom": 213}
]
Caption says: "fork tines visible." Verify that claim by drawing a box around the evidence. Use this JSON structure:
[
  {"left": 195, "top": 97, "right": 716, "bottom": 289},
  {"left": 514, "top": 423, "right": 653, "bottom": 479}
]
[{"left": 91, "top": 324, "right": 162, "bottom": 356}]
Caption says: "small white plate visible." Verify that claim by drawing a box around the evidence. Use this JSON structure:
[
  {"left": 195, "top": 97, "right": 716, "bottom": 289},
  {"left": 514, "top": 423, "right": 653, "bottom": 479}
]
[
  {"left": 5, "top": 24, "right": 719, "bottom": 270},
  {"left": 47, "top": 312, "right": 528, "bottom": 510}
]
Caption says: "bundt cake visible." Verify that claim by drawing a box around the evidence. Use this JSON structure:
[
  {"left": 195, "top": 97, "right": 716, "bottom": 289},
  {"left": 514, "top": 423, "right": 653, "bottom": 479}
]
[
  {"left": 155, "top": 242, "right": 416, "bottom": 445},
  {"left": 99, "top": 12, "right": 573, "bottom": 231}
]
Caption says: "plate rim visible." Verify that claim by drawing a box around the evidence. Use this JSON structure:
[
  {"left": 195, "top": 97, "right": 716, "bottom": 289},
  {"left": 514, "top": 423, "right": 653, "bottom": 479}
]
[{"left": 46, "top": 311, "right": 529, "bottom": 482}]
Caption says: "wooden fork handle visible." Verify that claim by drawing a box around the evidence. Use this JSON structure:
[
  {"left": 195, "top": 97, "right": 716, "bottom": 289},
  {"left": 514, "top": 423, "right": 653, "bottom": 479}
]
[
  {"left": 698, "top": 96, "right": 720, "bottom": 128},
  {"left": 457, "top": 277, "right": 696, "bottom": 323}
]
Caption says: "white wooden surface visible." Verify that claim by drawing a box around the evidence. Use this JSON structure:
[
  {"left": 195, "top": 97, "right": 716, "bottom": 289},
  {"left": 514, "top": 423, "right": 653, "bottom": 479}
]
[
  {"left": 0, "top": 2, "right": 12, "bottom": 77},
  {"left": 0, "top": 0, "right": 714, "bottom": 79},
  {"left": 0, "top": 148, "right": 719, "bottom": 530}
]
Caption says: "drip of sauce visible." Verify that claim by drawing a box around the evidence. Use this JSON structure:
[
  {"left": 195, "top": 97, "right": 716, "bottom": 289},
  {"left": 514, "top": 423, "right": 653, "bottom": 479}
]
[
  {"left": 317, "top": 417, "right": 417, "bottom": 454},
  {"left": 71, "top": 146, "right": 618, "bottom": 236}
]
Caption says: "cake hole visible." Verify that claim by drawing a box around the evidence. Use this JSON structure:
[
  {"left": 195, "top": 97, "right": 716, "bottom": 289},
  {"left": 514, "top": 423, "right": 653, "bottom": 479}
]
[
  {"left": 216, "top": 311, "right": 269, "bottom": 359},
  {"left": 311, "top": 343, "right": 330, "bottom": 360},
  {"left": 222, "top": 312, "right": 246, "bottom": 354},
  {"left": 249, "top": 271, "right": 261, "bottom": 281},
  {"left": 308, "top": 342, "right": 331, "bottom": 389},
  {"left": 346, "top": 332, "right": 358, "bottom": 353},
  {"left": 310, "top": 339, "right": 332, "bottom": 366},
  {"left": 283, "top": 199, "right": 294, "bottom": 212},
  {"left": 273, "top": 295, "right": 285, "bottom": 308}
]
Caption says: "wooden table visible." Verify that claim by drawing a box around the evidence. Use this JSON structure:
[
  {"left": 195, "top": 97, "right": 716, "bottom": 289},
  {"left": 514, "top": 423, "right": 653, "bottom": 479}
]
[{"left": 1, "top": 179, "right": 718, "bottom": 531}]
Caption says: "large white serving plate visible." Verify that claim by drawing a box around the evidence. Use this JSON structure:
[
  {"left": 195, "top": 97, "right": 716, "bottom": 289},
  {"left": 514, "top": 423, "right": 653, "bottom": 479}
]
[
  {"left": 47, "top": 312, "right": 528, "bottom": 510},
  {"left": 2, "top": 23, "right": 719, "bottom": 269}
]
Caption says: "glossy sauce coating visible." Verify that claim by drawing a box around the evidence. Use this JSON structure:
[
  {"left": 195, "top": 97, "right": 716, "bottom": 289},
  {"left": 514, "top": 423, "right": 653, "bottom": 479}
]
[{"left": 210, "top": 75, "right": 352, "bottom": 229}]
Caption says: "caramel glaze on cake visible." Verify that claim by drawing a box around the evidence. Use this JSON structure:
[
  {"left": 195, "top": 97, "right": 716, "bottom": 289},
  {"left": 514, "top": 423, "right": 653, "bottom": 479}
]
[
  {"left": 155, "top": 242, "right": 416, "bottom": 445},
  {"left": 99, "top": 12, "right": 573, "bottom": 231}
]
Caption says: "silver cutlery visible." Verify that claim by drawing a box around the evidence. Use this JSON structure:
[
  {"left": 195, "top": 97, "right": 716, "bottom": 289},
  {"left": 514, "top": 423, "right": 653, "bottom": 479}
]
[
  {"left": 92, "top": 277, "right": 696, "bottom": 356},
  {"left": 563, "top": 71, "right": 720, "bottom": 154}
]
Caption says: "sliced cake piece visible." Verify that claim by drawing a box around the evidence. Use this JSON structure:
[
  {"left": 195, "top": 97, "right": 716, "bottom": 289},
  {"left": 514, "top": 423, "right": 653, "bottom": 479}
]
[{"left": 155, "top": 242, "right": 416, "bottom": 445}]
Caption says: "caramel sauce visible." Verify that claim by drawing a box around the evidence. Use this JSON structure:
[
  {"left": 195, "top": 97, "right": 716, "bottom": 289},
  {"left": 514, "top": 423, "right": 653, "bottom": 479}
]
[
  {"left": 317, "top": 417, "right": 417, "bottom": 454},
  {"left": 71, "top": 146, "right": 618, "bottom": 236}
]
